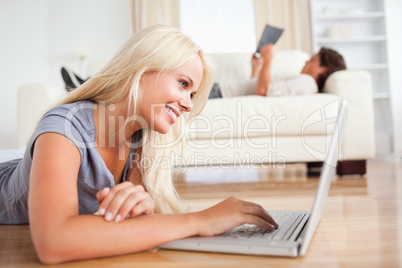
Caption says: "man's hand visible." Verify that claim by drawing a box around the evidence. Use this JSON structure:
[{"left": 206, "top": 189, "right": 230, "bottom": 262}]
[
  {"left": 260, "top": 43, "right": 275, "bottom": 62},
  {"left": 251, "top": 54, "right": 263, "bottom": 78},
  {"left": 255, "top": 44, "right": 275, "bottom": 96}
]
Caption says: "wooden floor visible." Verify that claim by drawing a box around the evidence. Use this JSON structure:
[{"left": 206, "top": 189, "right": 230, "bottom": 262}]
[{"left": 1, "top": 160, "right": 402, "bottom": 267}]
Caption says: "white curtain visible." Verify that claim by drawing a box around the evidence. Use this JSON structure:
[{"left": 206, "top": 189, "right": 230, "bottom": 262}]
[
  {"left": 131, "top": 0, "right": 180, "bottom": 33},
  {"left": 253, "top": 0, "right": 313, "bottom": 54}
]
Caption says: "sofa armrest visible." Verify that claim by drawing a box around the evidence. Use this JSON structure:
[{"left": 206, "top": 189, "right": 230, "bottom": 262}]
[
  {"left": 323, "top": 70, "right": 376, "bottom": 159},
  {"left": 18, "top": 83, "right": 67, "bottom": 148}
]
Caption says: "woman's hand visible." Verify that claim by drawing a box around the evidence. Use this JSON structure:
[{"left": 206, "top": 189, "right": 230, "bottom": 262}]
[
  {"left": 193, "top": 197, "right": 278, "bottom": 237},
  {"left": 96, "top": 182, "right": 154, "bottom": 223}
]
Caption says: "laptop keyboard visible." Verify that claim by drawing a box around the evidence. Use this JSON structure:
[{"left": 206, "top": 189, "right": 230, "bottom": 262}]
[{"left": 222, "top": 211, "right": 306, "bottom": 241}]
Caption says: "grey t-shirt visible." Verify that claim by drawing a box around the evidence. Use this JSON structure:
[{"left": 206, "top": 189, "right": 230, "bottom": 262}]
[{"left": 0, "top": 100, "right": 142, "bottom": 224}]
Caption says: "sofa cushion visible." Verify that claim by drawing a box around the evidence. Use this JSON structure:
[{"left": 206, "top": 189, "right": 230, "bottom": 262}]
[{"left": 186, "top": 94, "right": 341, "bottom": 140}]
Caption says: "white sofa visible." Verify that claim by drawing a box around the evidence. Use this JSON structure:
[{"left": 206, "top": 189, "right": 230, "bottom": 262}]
[{"left": 17, "top": 50, "right": 375, "bottom": 175}]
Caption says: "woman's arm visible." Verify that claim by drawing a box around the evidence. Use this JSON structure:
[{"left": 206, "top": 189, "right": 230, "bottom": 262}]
[
  {"left": 29, "top": 133, "right": 277, "bottom": 265},
  {"left": 255, "top": 44, "right": 275, "bottom": 96}
]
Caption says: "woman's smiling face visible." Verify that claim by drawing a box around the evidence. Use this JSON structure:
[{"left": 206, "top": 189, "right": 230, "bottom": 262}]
[{"left": 138, "top": 54, "right": 204, "bottom": 134}]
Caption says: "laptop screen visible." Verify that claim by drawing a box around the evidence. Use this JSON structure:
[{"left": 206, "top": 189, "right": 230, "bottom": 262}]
[{"left": 299, "top": 100, "right": 348, "bottom": 255}]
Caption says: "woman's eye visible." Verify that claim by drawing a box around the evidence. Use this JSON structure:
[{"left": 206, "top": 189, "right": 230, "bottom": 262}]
[
  {"left": 190, "top": 92, "right": 196, "bottom": 99},
  {"left": 180, "top": 80, "right": 188, "bottom": 88}
]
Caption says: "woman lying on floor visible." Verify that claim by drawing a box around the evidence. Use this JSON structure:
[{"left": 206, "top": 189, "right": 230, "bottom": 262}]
[{"left": 0, "top": 25, "right": 278, "bottom": 264}]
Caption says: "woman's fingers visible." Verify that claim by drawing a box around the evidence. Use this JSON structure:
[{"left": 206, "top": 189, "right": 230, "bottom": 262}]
[
  {"left": 114, "top": 192, "right": 154, "bottom": 222},
  {"left": 96, "top": 187, "right": 110, "bottom": 204},
  {"left": 241, "top": 201, "right": 279, "bottom": 229},
  {"left": 98, "top": 182, "right": 141, "bottom": 210},
  {"left": 97, "top": 182, "right": 154, "bottom": 222},
  {"left": 103, "top": 186, "right": 146, "bottom": 222},
  {"left": 196, "top": 197, "right": 279, "bottom": 237},
  {"left": 97, "top": 182, "right": 133, "bottom": 210}
]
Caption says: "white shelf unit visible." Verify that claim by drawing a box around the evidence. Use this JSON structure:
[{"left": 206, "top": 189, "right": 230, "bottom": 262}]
[
  {"left": 310, "top": 0, "right": 393, "bottom": 156},
  {"left": 315, "top": 36, "right": 386, "bottom": 43},
  {"left": 315, "top": 11, "right": 385, "bottom": 19}
]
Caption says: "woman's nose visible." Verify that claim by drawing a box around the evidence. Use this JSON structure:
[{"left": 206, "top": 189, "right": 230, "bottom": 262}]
[{"left": 178, "top": 94, "right": 193, "bottom": 112}]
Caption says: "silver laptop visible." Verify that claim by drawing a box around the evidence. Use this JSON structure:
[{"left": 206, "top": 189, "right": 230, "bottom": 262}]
[{"left": 160, "top": 101, "right": 348, "bottom": 257}]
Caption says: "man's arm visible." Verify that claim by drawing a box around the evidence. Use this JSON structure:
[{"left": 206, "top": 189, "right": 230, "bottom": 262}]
[{"left": 255, "top": 44, "right": 275, "bottom": 96}]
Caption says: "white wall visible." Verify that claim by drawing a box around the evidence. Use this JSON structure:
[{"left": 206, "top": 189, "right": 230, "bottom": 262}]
[
  {"left": 1, "top": 0, "right": 401, "bottom": 155},
  {"left": 0, "top": 0, "right": 50, "bottom": 149},
  {"left": 180, "top": 0, "right": 256, "bottom": 53},
  {"left": 0, "top": 0, "right": 131, "bottom": 149},
  {"left": 47, "top": 0, "right": 132, "bottom": 87}
]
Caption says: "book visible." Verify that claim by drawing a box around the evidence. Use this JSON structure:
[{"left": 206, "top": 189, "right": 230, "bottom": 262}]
[{"left": 256, "top": 24, "right": 284, "bottom": 53}]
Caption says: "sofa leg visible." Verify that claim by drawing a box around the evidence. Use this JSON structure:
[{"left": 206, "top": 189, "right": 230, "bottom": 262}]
[
  {"left": 336, "top": 160, "right": 366, "bottom": 176},
  {"left": 306, "top": 162, "right": 323, "bottom": 177},
  {"left": 307, "top": 160, "right": 367, "bottom": 177}
]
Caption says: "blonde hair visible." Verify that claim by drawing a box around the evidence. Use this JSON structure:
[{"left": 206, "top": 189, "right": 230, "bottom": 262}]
[{"left": 60, "top": 25, "right": 214, "bottom": 213}]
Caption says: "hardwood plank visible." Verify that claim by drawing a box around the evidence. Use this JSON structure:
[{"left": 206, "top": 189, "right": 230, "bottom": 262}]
[{"left": 1, "top": 160, "right": 401, "bottom": 267}]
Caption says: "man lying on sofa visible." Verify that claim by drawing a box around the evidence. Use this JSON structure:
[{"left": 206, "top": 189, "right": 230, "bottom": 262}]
[
  {"left": 62, "top": 44, "right": 346, "bottom": 99},
  {"left": 208, "top": 44, "right": 346, "bottom": 98}
]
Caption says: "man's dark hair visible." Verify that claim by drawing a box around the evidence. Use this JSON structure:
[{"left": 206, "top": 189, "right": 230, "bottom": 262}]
[{"left": 317, "top": 47, "right": 346, "bottom": 92}]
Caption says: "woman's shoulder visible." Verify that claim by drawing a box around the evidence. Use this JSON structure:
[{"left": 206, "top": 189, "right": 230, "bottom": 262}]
[
  {"left": 44, "top": 100, "right": 94, "bottom": 119},
  {"left": 39, "top": 100, "right": 96, "bottom": 133},
  {"left": 31, "top": 100, "right": 96, "bottom": 151},
  {"left": 24, "top": 100, "right": 97, "bottom": 162}
]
